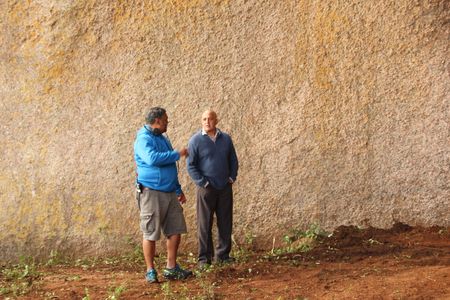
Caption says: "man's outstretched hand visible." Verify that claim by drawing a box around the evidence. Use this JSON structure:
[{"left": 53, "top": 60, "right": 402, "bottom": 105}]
[{"left": 179, "top": 147, "right": 188, "bottom": 157}]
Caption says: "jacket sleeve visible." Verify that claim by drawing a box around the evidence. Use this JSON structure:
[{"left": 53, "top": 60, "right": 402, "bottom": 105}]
[
  {"left": 135, "top": 136, "right": 180, "bottom": 166},
  {"left": 228, "top": 138, "right": 239, "bottom": 181},
  {"left": 186, "top": 137, "right": 208, "bottom": 187}
]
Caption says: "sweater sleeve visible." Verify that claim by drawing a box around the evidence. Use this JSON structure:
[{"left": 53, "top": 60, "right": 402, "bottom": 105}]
[
  {"left": 228, "top": 138, "right": 239, "bottom": 181},
  {"left": 186, "top": 136, "right": 208, "bottom": 187},
  {"left": 136, "top": 136, "right": 180, "bottom": 166}
]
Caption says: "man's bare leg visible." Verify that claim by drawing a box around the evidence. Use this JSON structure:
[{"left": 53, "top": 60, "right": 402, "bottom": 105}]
[
  {"left": 143, "top": 239, "right": 156, "bottom": 271},
  {"left": 166, "top": 234, "right": 181, "bottom": 268}
]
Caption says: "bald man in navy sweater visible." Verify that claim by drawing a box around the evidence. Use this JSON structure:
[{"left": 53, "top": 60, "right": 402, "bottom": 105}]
[{"left": 187, "top": 110, "right": 239, "bottom": 268}]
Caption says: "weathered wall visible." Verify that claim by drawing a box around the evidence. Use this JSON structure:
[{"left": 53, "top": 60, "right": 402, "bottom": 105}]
[{"left": 1, "top": 0, "right": 449, "bottom": 262}]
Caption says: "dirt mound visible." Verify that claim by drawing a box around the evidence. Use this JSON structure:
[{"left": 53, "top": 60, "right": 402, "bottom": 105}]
[
  {"left": 329, "top": 222, "right": 413, "bottom": 247},
  {"left": 278, "top": 223, "right": 449, "bottom": 265}
]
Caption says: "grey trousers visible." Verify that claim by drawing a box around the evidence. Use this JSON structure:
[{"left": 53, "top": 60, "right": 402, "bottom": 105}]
[{"left": 196, "top": 184, "right": 233, "bottom": 264}]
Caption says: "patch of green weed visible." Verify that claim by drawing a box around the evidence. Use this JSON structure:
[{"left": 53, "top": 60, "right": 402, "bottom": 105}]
[
  {"left": 46, "top": 250, "right": 67, "bottom": 266},
  {"left": 82, "top": 287, "right": 90, "bottom": 300},
  {"left": 107, "top": 283, "right": 127, "bottom": 300},
  {"left": 231, "top": 232, "right": 256, "bottom": 263},
  {"left": 270, "top": 223, "right": 329, "bottom": 256},
  {"left": 161, "top": 282, "right": 176, "bottom": 300},
  {"left": 0, "top": 257, "right": 41, "bottom": 297},
  {"left": 197, "top": 279, "right": 216, "bottom": 299}
]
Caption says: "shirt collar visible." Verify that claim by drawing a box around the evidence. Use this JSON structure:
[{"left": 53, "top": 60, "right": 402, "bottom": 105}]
[{"left": 201, "top": 128, "right": 220, "bottom": 136}]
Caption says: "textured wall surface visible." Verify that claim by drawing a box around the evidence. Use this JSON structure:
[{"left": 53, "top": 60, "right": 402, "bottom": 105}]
[{"left": 1, "top": 0, "right": 449, "bottom": 262}]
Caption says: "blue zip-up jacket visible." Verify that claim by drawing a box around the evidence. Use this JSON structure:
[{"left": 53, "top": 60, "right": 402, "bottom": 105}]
[
  {"left": 187, "top": 129, "right": 238, "bottom": 190},
  {"left": 134, "top": 125, "right": 182, "bottom": 195}
]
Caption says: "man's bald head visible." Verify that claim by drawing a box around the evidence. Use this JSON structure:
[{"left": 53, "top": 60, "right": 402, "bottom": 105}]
[
  {"left": 202, "top": 110, "right": 219, "bottom": 135},
  {"left": 202, "top": 110, "right": 217, "bottom": 120}
]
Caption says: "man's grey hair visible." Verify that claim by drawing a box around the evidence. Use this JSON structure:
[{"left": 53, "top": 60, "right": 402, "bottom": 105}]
[{"left": 146, "top": 107, "right": 166, "bottom": 124}]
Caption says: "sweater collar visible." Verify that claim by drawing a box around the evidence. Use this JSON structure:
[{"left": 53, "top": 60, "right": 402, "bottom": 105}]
[
  {"left": 202, "top": 128, "right": 221, "bottom": 142},
  {"left": 201, "top": 128, "right": 221, "bottom": 137}
]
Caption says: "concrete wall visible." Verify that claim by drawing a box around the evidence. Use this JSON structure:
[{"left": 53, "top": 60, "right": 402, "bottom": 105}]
[{"left": 1, "top": 0, "right": 448, "bottom": 262}]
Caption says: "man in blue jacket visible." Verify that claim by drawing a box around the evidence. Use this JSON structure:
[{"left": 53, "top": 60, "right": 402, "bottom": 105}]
[
  {"left": 187, "top": 110, "right": 239, "bottom": 268},
  {"left": 134, "top": 107, "right": 192, "bottom": 283}
]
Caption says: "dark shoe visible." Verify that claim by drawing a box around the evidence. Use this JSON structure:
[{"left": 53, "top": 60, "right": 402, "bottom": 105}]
[
  {"left": 145, "top": 269, "right": 159, "bottom": 283},
  {"left": 163, "top": 264, "right": 193, "bottom": 280},
  {"left": 216, "top": 257, "right": 236, "bottom": 264}
]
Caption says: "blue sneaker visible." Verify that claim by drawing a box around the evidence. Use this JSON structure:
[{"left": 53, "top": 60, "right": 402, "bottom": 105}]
[
  {"left": 163, "top": 264, "right": 193, "bottom": 280},
  {"left": 145, "top": 269, "right": 158, "bottom": 283}
]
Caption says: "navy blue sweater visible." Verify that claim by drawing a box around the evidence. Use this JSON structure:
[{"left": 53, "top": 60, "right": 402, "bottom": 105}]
[{"left": 187, "top": 130, "right": 238, "bottom": 189}]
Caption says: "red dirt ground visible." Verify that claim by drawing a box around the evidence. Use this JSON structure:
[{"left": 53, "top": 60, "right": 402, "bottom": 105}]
[{"left": 2, "top": 223, "right": 449, "bottom": 299}]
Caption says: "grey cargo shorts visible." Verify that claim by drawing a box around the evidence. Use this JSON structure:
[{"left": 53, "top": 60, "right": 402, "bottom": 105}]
[{"left": 137, "top": 188, "right": 187, "bottom": 241}]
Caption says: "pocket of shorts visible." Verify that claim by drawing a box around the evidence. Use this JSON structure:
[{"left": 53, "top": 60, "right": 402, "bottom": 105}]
[{"left": 140, "top": 213, "right": 155, "bottom": 233}]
